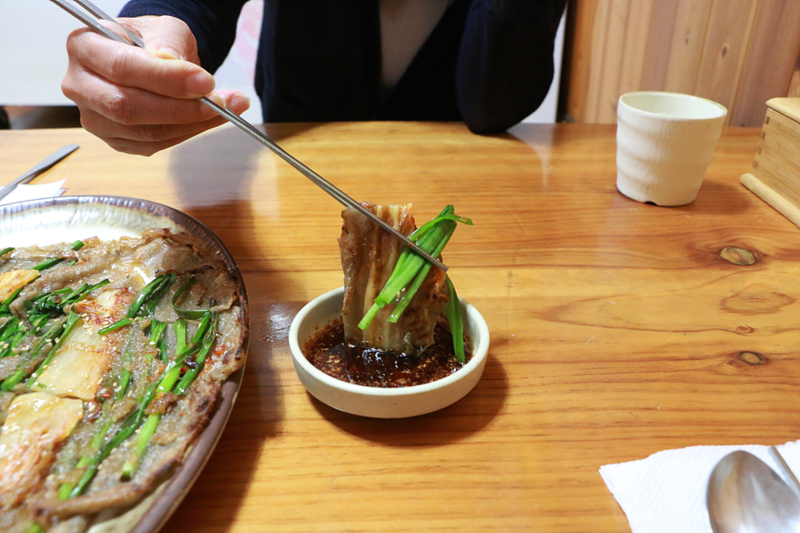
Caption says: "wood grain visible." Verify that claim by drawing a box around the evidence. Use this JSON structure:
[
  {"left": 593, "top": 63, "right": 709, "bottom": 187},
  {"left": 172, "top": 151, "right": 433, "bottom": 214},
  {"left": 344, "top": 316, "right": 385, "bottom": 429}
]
[
  {"left": 566, "top": 0, "right": 799, "bottom": 126},
  {"left": 0, "top": 122, "right": 796, "bottom": 533},
  {"left": 788, "top": 49, "right": 800, "bottom": 97},
  {"left": 742, "top": 98, "right": 800, "bottom": 228},
  {"left": 729, "top": 1, "right": 800, "bottom": 127},
  {"left": 694, "top": 0, "right": 758, "bottom": 123},
  {"left": 642, "top": 0, "right": 714, "bottom": 93},
  {"left": 564, "top": 0, "right": 597, "bottom": 122}
]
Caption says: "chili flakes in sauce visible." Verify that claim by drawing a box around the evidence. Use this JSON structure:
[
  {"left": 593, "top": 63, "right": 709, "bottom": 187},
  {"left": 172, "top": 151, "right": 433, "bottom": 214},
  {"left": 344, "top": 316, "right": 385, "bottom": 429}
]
[{"left": 304, "top": 320, "right": 471, "bottom": 388}]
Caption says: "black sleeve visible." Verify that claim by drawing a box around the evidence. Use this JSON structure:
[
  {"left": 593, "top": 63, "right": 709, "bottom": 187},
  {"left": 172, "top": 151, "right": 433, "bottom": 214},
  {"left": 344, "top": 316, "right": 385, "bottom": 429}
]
[
  {"left": 119, "top": 0, "right": 248, "bottom": 73},
  {"left": 457, "top": 0, "right": 567, "bottom": 134}
]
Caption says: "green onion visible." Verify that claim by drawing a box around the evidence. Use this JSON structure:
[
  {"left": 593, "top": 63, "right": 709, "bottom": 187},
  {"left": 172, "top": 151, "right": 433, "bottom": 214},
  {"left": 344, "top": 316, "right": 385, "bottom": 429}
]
[
  {"left": 190, "top": 311, "right": 213, "bottom": 345},
  {"left": 30, "top": 314, "right": 50, "bottom": 334},
  {"left": 69, "top": 413, "right": 142, "bottom": 497},
  {"left": 87, "top": 418, "right": 115, "bottom": 458},
  {"left": 444, "top": 277, "right": 465, "bottom": 363},
  {"left": 358, "top": 205, "right": 468, "bottom": 330},
  {"left": 98, "top": 317, "right": 131, "bottom": 336},
  {"left": 173, "top": 319, "right": 187, "bottom": 356},
  {"left": 63, "top": 279, "right": 110, "bottom": 308},
  {"left": 27, "top": 280, "right": 105, "bottom": 318},
  {"left": 0, "top": 317, "right": 19, "bottom": 341},
  {"left": 0, "top": 247, "right": 13, "bottom": 257},
  {"left": 172, "top": 277, "right": 210, "bottom": 319},
  {"left": 64, "top": 278, "right": 218, "bottom": 494},
  {"left": 100, "top": 274, "right": 176, "bottom": 335},
  {"left": 0, "top": 328, "right": 25, "bottom": 360},
  {"left": 0, "top": 285, "right": 26, "bottom": 316},
  {"left": 116, "top": 369, "right": 131, "bottom": 400},
  {"left": 140, "top": 273, "right": 177, "bottom": 317},
  {"left": 69, "top": 310, "right": 213, "bottom": 495},
  {"left": 121, "top": 413, "right": 160, "bottom": 479},
  {"left": 149, "top": 319, "right": 168, "bottom": 363},
  {"left": 32, "top": 257, "right": 64, "bottom": 271},
  {"left": 149, "top": 320, "right": 167, "bottom": 346},
  {"left": 355, "top": 206, "right": 471, "bottom": 362},
  {"left": 388, "top": 223, "right": 457, "bottom": 322},
  {"left": 70, "top": 240, "right": 84, "bottom": 251},
  {"left": 58, "top": 482, "right": 73, "bottom": 500},
  {"left": 2, "top": 316, "right": 68, "bottom": 391},
  {"left": 127, "top": 273, "right": 176, "bottom": 319},
  {"left": 412, "top": 213, "right": 473, "bottom": 238},
  {"left": 175, "top": 312, "right": 218, "bottom": 395},
  {"left": 372, "top": 208, "right": 456, "bottom": 308},
  {"left": 123, "top": 312, "right": 217, "bottom": 477}
]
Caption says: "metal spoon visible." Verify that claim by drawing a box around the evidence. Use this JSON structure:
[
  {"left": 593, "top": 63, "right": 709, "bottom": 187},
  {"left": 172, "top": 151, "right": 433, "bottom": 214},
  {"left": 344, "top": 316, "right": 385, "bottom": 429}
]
[{"left": 706, "top": 450, "right": 800, "bottom": 533}]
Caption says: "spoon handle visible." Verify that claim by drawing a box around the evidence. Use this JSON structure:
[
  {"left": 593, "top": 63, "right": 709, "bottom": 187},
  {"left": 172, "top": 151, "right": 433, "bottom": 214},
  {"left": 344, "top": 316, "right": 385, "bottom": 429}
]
[{"left": 769, "top": 445, "right": 800, "bottom": 498}]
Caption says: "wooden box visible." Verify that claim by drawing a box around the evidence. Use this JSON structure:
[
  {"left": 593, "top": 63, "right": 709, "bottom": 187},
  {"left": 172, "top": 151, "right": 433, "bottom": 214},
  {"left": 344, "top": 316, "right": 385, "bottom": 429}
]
[{"left": 741, "top": 98, "right": 800, "bottom": 229}]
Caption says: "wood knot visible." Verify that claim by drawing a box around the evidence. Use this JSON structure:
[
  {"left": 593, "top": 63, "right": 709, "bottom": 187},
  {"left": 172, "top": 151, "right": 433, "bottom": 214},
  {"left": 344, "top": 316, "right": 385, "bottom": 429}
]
[
  {"left": 739, "top": 351, "right": 766, "bottom": 365},
  {"left": 719, "top": 247, "right": 757, "bottom": 266}
]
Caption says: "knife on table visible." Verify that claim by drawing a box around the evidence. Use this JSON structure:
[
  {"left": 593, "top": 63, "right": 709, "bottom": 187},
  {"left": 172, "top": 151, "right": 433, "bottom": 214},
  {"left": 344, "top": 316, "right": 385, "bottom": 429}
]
[{"left": 0, "top": 144, "right": 80, "bottom": 202}]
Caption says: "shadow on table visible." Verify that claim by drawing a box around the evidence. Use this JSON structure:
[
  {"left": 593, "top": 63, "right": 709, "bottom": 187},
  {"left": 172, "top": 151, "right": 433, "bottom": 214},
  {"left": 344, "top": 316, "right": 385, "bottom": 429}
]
[{"left": 310, "top": 350, "right": 509, "bottom": 447}]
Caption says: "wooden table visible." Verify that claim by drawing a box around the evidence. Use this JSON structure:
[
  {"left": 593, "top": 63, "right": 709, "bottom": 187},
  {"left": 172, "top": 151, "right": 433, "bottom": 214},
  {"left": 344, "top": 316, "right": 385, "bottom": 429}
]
[{"left": 1, "top": 122, "right": 797, "bottom": 532}]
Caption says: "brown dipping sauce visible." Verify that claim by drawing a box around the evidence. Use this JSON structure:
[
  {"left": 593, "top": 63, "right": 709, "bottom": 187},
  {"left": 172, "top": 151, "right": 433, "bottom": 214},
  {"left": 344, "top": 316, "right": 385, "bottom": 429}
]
[{"left": 304, "top": 320, "right": 471, "bottom": 387}]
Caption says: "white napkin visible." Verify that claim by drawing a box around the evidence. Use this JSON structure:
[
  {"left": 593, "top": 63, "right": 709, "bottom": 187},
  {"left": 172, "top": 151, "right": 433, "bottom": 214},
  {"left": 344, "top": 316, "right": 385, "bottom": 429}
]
[
  {"left": 600, "top": 440, "right": 800, "bottom": 533},
  {"left": 0, "top": 179, "right": 67, "bottom": 206}
]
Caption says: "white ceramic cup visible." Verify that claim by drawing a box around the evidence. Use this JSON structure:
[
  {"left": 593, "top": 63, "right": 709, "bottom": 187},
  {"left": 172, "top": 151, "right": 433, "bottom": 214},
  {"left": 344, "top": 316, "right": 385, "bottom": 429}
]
[{"left": 616, "top": 91, "right": 727, "bottom": 206}]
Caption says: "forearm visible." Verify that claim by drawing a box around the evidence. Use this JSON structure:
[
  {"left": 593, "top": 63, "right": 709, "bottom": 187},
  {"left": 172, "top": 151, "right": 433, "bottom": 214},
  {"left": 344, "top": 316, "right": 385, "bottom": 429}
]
[
  {"left": 457, "top": 0, "right": 567, "bottom": 134},
  {"left": 119, "top": 0, "right": 247, "bottom": 72}
]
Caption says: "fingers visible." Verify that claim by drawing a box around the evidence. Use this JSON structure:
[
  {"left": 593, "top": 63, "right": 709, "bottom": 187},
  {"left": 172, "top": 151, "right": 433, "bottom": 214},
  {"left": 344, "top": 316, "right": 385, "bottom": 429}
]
[
  {"left": 122, "top": 15, "right": 201, "bottom": 62},
  {"left": 79, "top": 91, "right": 251, "bottom": 156},
  {"left": 62, "top": 15, "right": 252, "bottom": 156},
  {"left": 95, "top": 123, "right": 220, "bottom": 156},
  {"left": 65, "top": 24, "right": 214, "bottom": 100},
  {"left": 64, "top": 64, "right": 220, "bottom": 126}
]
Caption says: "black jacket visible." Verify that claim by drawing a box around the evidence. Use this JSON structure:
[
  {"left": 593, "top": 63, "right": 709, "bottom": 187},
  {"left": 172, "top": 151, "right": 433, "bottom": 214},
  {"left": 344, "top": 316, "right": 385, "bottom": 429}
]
[{"left": 120, "top": 0, "right": 566, "bottom": 133}]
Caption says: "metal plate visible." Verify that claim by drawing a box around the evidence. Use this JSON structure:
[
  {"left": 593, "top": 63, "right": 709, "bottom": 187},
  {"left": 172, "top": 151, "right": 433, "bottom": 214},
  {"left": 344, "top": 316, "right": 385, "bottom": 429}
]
[{"left": 0, "top": 195, "right": 250, "bottom": 533}]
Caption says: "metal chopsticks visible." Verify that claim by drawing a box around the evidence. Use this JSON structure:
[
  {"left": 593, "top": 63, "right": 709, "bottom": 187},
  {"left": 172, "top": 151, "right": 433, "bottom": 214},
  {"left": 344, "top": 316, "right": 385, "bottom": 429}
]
[{"left": 48, "top": 0, "right": 448, "bottom": 272}]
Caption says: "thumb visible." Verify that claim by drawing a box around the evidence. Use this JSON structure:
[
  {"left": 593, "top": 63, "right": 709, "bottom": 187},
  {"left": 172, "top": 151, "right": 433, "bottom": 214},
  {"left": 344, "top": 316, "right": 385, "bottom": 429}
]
[{"left": 120, "top": 15, "right": 202, "bottom": 66}]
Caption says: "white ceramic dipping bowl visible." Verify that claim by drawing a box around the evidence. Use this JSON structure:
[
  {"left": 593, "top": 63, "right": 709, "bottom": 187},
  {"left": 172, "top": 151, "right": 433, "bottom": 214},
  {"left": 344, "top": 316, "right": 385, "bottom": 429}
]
[{"left": 289, "top": 287, "right": 490, "bottom": 418}]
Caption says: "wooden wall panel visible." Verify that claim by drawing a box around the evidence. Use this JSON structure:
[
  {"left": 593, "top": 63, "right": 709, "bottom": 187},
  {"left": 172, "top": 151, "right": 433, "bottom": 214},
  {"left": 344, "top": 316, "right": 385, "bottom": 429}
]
[
  {"left": 694, "top": 0, "right": 758, "bottom": 116},
  {"left": 730, "top": 2, "right": 800, "bottom": 126},
  {"left": 790, "top": 62, "right": 800, "bottom": 98},
  {"left": 564, "top": 0, "right": 597, "bottom": 122},
  {"left": 584, "top": 0, "right": 616, "bottom": 123},
  {"left": 564, "top": 0, "right": 800, "bottom": 126},
  {"left": 618, "top": 0, "right": 653, "bottom": 96},
  {"left": 579, "top": 0, "right": 655, "bottom": 123},
  {"left": 641, "top": 0, "right": 714, "bottom": 94}
]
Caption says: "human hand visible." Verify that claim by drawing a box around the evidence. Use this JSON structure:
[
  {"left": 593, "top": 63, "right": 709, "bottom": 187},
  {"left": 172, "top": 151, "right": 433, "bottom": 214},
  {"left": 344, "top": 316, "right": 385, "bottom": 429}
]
[{"left": 62, "top": 16, "right": 250, "bottom": 156}]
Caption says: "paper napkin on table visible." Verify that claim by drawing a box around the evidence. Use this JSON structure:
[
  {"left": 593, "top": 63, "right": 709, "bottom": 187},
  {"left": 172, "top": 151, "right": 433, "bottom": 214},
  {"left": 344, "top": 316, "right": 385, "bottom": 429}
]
[
  {"left": 600, "top": 440, "right": 800, "bottom": 533},
  {"left": 0, "top": 180, "right": 67, "bottom": 206}
]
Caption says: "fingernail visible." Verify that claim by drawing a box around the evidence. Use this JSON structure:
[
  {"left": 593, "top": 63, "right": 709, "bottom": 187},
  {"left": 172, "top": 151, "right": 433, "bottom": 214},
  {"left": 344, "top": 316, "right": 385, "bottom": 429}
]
[
  {"left": 231, "top": 94, "right": 251, "bottom": 110},
  {"left": 208, "top": 92, "right": 226, "bottom": 109},
  {"left": 154, "top": 48, "right": 180, "bottom": 60},
  {"left": 187, "top": 71, "right": 215, "bottom": 95}
]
